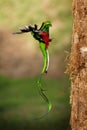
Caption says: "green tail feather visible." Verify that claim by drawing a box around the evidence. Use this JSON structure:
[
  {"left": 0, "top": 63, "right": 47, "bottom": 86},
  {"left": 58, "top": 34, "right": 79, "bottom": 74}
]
[
  {"left": 39, "top": 42, "right": 49, "bottom": 73},
  {"left": 35, "top": 42, "right": 51, "bottom": 119},
  {"left": 36, "top": 75, "right": 52, "bottom": 119},
  {"left": 35, "top": 28, "right": 52, "bottom": 119}
]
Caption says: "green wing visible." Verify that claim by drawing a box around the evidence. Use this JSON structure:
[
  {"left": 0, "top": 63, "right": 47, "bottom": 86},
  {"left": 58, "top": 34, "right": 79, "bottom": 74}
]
[{"left": 39, "top": 21, "right": 52, "bottom": 35}]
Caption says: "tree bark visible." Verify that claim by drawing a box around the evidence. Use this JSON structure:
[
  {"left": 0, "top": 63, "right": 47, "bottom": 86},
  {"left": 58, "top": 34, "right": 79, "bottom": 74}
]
[{"left": 69, "top": 0, "right": 87, "bottom": 130}]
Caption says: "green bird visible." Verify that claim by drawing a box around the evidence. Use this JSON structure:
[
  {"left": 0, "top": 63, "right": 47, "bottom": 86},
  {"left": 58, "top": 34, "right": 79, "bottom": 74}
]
[{"left": 14, "top": 21, "right": 52, "bottom": 118}]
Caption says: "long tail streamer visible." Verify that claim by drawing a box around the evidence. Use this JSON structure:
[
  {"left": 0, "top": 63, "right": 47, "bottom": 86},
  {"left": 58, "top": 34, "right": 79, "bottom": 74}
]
[
  {"left": 36, "top": 42, "right": 52, "bottom": 118},
  {"left": 13, "top": 21, "right": 52, "bottom": 119},
  {"left": 37, "top": 75, "right": 52, "bottom": 115}
]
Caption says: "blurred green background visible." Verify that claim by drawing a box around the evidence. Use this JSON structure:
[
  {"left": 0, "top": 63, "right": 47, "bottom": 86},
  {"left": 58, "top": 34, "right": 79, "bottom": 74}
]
[{"left": 0, "top": 0, "right": 72, "bottom": 130}]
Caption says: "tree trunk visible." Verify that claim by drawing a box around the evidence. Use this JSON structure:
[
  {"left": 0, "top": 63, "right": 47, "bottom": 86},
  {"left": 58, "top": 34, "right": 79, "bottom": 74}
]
[{"left": 69, "top": 0, "right": 87, "bottom": 130}]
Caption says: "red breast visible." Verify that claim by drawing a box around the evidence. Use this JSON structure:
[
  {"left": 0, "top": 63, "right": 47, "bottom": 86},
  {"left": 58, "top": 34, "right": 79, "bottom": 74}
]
[{"left": 40, "top": 31, "right": 50, "bottom": 49}]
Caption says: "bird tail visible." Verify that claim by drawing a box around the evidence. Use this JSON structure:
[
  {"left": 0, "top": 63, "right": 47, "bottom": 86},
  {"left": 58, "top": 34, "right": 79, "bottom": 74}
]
[{"left": 36, "top": 74, "right": 52, "bottom": 119}]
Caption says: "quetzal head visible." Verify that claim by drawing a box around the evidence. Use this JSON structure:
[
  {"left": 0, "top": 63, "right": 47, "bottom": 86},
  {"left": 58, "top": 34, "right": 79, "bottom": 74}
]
[{"left": 39, "top": 21, "right": 52, "bottom": 34}]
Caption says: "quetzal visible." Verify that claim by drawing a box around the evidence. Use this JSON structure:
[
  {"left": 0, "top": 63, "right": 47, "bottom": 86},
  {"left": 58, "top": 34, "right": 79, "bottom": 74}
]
[{"left": 14, "top": 21, "right": 52, "bottom": 118}]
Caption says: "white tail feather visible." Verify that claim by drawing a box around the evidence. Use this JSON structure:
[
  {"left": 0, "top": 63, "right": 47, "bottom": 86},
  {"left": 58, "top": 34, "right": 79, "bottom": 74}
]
[{"left": 46, "top": 50, "right": 49, "bottom": 72}]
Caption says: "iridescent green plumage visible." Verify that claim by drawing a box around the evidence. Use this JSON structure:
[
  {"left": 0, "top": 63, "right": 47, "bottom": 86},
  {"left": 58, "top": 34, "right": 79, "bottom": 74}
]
[
  {"left": 36, "top": 22, "right": 52, "bottom": 118},
  {"left": 13, "top": 21, "right": 52, "bottom": 118},
  {"left": 37, "top": 74, "right": 52, "bottom": 118},
  {"left": 39, "top": 21, "right": 52, "bottom": 34},
  {"left": 39, "top": 43, "right": 48, "bottom": 73}
]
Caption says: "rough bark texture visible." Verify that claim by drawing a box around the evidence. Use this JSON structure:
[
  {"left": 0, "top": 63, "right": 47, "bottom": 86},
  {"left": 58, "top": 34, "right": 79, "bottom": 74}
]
[{"left": 69, "top": 0, "right": 87, "bottom": 130}]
